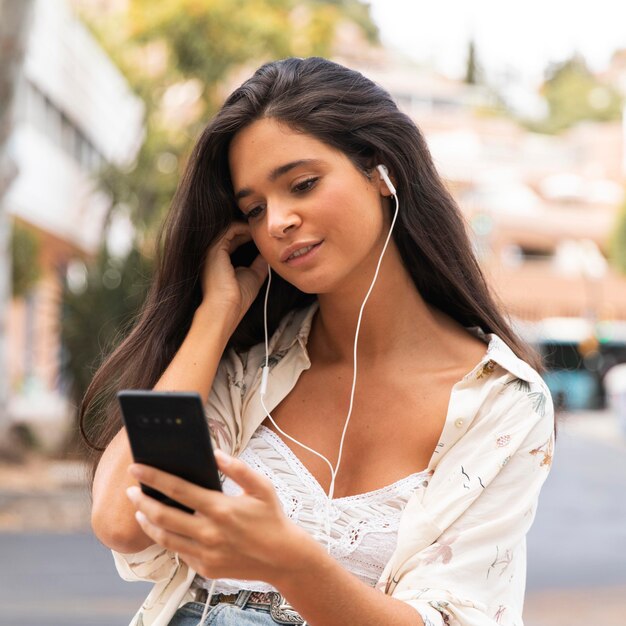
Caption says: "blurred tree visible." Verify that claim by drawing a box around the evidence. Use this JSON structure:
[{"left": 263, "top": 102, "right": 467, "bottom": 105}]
[
  {"left": 11, "top": 221, "right": 41, "bottom": 298},
  {"left": 609, "top": 199, "right": 626, "bottom": 275},
  {"left": 62, "top": 247, "right": 152, "bottom": 409},
  {"left": 531, "top": 55, "right": 623, "bottom": 134},
  {"left": 464, "top": 39, "right": 482, "bottom": 85},
  {"left": 64, "top": 0, "right": 378, "bottom": 422}
]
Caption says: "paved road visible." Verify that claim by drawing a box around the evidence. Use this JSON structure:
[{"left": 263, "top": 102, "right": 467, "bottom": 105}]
[
  {"left": 0, "top": 532, "right": 150, "bottom": 626},
  {"left": 0, "top": 421, "right": 624, "bottom": 626},
  {"left": 526, "top": 423, "right": 626, "bottom": 590}
]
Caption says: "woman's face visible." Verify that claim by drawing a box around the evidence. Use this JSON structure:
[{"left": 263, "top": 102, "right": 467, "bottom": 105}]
[{"left": 228, "top": 118, "right": 393, "bottom": 294}]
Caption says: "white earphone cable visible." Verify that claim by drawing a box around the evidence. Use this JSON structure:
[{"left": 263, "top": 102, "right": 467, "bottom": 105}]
[
  {"left": 196, "top": 578, "right": 217, "bottom": 625},
  {"left": 261, "top": 268, "right": 336, "bottom": 478},
  {"left": 260, "top": 184, "right": 399, "bottom": 552},
  {"left": 327, "top": 190, "right": 399, "bottom": 501}
]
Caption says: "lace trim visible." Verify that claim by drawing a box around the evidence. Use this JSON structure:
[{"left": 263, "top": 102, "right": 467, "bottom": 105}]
[
  {"left": 255, "top": 425, "right": 431, "bottom": 502},
  {"left": 201, "top": 425, "right": 432, "bottom": 594}
]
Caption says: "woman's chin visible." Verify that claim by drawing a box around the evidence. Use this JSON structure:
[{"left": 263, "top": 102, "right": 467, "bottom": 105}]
[{"left": 275, "top": 269, "right": 335, "bottom": 296}]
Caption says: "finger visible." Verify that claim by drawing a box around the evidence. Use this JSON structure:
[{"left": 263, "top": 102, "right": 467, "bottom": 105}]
[
  {"left": 134, "top": 509, "right": 205, "bottom": 556},
  {"left": 249, "top": 254, "right": 270, "bottom": 283},
  {"left": 225, "top": 231, "right": 253, "bottom": 255},
  {"left": 126, "top": 485, "right": 207, "bottom": 538},
  {"left": 206, "top": 223, "right": 250, "bottom": 260},
  {"left": 210, "top": 231, "right": 251, "bottom": 259},
  {"left": 128, "top": 464, "right": 221, "bottom": 512},
  {"left": 223, "top": 221, "right": 252, "bottom": 245},
  {"left": 235, "top": 262, "right": 269, "bottom": 303},
  {"left": 214, "top": 450, "right": 275, "bottom": 499}
]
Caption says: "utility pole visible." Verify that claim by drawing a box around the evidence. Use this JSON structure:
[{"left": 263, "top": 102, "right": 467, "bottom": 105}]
[{"left": 0, "top": 0, "right": 35, "bottom": 443}]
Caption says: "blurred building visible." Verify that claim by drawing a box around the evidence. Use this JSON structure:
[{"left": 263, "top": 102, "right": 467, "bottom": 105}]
[
  {"left": 5, "top": 0, "right": 143, "bottom": 449},
  {"left": 336, "top": 30, "right": 626, "bottom": 319}
]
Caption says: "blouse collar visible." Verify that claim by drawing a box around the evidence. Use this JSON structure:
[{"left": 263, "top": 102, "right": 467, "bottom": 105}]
[{"left": 271, "top": 300, "right": 536, "bottom": 384}]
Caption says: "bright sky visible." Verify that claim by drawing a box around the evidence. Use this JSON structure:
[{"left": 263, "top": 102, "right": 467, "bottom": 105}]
[{"left": 368, "top": 0, "right": 626, "bottom": 86}]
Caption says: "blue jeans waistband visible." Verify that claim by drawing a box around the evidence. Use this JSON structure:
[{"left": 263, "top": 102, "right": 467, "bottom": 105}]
[{"left": 168, "top": 590, "right": 306, "bottom": 626}]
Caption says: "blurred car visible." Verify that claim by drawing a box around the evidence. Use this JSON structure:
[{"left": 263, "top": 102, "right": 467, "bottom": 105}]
[{"left": 518, "top": 318, "right": 626, "bottom": 411}]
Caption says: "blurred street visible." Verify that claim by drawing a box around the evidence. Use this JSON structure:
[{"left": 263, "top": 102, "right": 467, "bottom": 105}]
[{"left": 0, "top": 411, "right": 624, "bottom": 626}]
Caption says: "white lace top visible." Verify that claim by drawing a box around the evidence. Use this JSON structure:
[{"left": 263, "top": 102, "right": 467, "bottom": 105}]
[{"left": 194, "top": 425, "right": 432, "bottom": 595}]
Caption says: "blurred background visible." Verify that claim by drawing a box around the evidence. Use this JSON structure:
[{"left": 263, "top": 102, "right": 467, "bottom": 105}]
[{"left": 0, "top": 0, "right": 625, "bottom": 624}]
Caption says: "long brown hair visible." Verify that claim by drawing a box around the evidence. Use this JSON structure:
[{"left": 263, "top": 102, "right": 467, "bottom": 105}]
[{"left": 80, "top": 57, "right": 543, "bottom": 473}]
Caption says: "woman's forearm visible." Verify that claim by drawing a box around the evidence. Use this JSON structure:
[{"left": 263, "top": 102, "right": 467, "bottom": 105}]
[
  {"left": 91, "top": 427, "right": 153, "bottom": 553},
  {"left": 151, "top": 301, "right": 235, "bottom": 400},
  {"left": 273, "top": 537, "right": 425, "bottom": 626},
  {"left": 91, "top": 304, "right": 234, "bottom": 553}
]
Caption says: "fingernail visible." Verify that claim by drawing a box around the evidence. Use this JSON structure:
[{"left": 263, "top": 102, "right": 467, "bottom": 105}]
[
  {"left": 214, "top": 449, "right": 231, "bottom": 466},
  {"left": 135, "top": 511, "right": 147, "bottom": 524},
  {"left": 126, "top": 486, "right": 141, "bottom": 501}
]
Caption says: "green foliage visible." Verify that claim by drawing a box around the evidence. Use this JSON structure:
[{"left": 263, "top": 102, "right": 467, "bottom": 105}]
[
  {"left": 99, "top": 125, "right": 182, "bottom": 236},
  {"left": 609, "top": 199, "right": 626, "bottom": 275},
  {"left": 129, "top": 0, "right": 291, "bottom": 84},
  {"left": 531, "top": 55, "right": 623, "bottom": 134},
  {"left": 11, "top": 221, "right": 41, "bottom": 298},
  {"left": 61, "top": 247, "right": 153, "bottom": 404}
]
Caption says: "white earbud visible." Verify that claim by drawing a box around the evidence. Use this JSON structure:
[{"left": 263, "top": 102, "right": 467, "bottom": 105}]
[{"left": 376, "top": 164, "right": 396, "bottom": 195}]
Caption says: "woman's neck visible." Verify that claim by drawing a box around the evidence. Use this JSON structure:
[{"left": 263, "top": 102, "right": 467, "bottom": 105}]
[{"left": 308, "top": 250, "right": 451, "bottom": 367}]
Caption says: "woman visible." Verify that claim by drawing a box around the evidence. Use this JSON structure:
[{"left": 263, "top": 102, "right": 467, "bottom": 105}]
[{"left": 86, "top": 57, "right": 555, "bottom": 626}]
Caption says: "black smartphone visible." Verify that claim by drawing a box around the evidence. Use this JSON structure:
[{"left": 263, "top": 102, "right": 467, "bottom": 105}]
[{"left": 118, "top": 390, "right": 222, "bottom": 514}]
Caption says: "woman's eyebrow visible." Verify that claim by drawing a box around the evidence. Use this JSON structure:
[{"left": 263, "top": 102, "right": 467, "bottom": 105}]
[{"left": 234, "top": 158, "right": 322, "bottom": 201}]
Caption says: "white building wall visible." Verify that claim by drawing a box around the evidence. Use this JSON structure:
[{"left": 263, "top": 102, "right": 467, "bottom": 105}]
[
  {"left": 6, "top": 0, "right": 143, "bottom": 253},
  {"left": 8, "top": 125, "right": 111, "bottom": 252},
  {"left": 23, "top": 0, "right": 143, "bottom": 167}
]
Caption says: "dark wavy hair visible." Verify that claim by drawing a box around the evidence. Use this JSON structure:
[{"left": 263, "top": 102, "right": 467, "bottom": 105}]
[{"left": 80, "top": 56, "right": 543, "bottom": 468}]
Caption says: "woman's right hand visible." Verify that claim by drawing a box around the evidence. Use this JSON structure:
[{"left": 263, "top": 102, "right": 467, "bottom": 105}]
[{"left": 199, "top": 222, "right": 269, "bottom": 330}]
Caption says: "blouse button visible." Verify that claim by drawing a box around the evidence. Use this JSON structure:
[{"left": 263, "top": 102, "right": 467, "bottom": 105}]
[{"left": 455, "top": 418, "right": 465, "bottom": 428}]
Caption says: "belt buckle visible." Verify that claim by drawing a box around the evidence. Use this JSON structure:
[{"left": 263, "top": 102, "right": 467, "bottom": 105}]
[{"left": 267, "top": 591, "right": 304, "bottom": 624}]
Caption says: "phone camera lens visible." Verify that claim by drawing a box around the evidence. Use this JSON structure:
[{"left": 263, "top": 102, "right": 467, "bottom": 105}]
[
  {"left": 166, "top": 418, "right": 173, "bottom": 425},
  {"left": 154, "top": 417, "right": 161, "bottom": 424},
  {"left": 140, "top": 416, "right": 149, "bottom": 425}
]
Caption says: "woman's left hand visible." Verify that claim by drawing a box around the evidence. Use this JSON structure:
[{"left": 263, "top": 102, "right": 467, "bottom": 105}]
[{"left": 125, "top": 450, "right": 311, "bottom": 585}]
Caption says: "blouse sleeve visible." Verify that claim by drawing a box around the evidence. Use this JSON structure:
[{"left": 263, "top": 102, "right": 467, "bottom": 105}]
[
  {"left": 112, "top": 544, "right": 180, "bottom": 583},
  {"left": 205, "top": 346, "right": 248, "bottom": 455},
  {"left": 111, "top": 346, "right": 248, "bottom": 584},
  {"left": 390, "top": 380, "right": 555, "bottom": 626}
]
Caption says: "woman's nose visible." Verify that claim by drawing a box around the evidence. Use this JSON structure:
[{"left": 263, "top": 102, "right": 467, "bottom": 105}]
[{"left": 266, "top": 202, "right": 301, "bottom": 238}]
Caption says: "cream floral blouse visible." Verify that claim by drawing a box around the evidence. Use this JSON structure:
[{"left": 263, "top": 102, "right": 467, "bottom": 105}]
[{"left": 112, "top": 301, "right": 555, "bottom": 626}]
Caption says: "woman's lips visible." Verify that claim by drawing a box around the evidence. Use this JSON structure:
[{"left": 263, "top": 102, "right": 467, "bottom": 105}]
[{"left": 284, "top": 241, "right": 323, "bottom": 266}]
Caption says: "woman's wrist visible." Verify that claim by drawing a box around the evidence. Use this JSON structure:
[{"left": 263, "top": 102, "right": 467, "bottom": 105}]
[
  {"left": 269, "top": 523, "right": 332, "bottom": 593},
  {"left": 270, "top": 527, "right": 424, "bottom": 626},
  {"left": 192, "top": 299, "right": 239, "bottom": 340}
]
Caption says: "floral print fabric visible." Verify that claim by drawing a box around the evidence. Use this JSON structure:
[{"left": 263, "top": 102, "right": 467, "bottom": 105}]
[{"left": 113, "top": 301, "right": 554, "bottom": 626}]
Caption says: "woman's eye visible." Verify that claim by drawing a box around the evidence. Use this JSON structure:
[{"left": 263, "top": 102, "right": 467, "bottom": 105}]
[
  {"left": 292, "top": 177, "right": 319, "bottom": 193},
  {"left": 244, "top": 204, "right": 265, "bottom": 220}
]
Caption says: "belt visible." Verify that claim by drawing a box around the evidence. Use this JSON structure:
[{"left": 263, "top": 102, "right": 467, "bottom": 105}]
[{"left": 195, "top": 589, "right": 305, "bottom": 625}]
